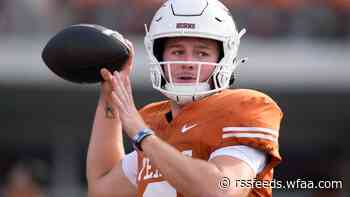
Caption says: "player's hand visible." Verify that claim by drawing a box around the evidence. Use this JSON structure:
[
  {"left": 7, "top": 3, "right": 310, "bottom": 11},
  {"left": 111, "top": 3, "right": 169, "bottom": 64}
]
[
  {"left": 120, "top": 39, "right": 135, "bottom": 76},
  {"left": 100, "top": 68, "right": 120, "bottom": 118},
  {"left": 110, "top": 70, "right": 147, "bottom": 138},
  {"left": 101, "top": 39, "right": 147, "bottom": 137},
  {"left": 99, "top": 39, "right": 135, "bottom": 119}
]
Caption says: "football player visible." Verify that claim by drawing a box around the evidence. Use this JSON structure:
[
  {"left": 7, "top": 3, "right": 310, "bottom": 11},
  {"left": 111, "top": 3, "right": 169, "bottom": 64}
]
[{"left": 86, "top": 0, "right": 283, "bottom": 196}]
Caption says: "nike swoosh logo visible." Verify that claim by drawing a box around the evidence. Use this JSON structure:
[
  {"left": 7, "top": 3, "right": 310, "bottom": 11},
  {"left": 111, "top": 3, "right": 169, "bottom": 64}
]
[{"left": 181, "top": 124, "right": 198, "bottom": 133}]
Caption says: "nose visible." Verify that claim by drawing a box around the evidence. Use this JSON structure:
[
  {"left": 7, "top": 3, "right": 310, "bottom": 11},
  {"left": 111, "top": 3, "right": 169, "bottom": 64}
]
[
  {"left": 181, "top": 63, "right": 194, "bottom": 70},
  {"left": 180, "top": 54, "right": 195, "bottom": 70}
]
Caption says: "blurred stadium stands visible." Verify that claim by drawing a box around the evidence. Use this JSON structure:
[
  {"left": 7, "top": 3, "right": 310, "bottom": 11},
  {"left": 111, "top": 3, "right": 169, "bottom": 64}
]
[{"left": 0, "top": 0, "right": 349, "bottom": 196}]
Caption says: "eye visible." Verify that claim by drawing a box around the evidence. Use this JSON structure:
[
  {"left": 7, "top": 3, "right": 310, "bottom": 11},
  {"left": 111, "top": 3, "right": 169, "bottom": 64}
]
[
  {"left": 197, "top": 51, "right": 209, "bottom": 57},
  {"left": 171, "top": 50, "right": 184, "bottom": 56}
]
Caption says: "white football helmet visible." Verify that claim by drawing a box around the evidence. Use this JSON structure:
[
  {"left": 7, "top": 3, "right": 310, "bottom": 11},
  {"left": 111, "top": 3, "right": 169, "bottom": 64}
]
[{"left": 144, "top": 0, "right": 246, "bottom": 104}]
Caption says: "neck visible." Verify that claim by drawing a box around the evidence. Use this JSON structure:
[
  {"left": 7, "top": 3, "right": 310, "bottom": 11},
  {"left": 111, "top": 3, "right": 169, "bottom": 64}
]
[{"left": 170, "top": 100, "right": 185, "bottom": 118}]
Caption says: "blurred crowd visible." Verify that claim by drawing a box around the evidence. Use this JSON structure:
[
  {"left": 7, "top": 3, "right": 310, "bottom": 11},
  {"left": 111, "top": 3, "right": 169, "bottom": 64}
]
[
  {"left": 0, "top": 160, "right": 49, "bottom": 197},
  {"left": 0, "top": 0, "right": 349, "bottom": 39}
]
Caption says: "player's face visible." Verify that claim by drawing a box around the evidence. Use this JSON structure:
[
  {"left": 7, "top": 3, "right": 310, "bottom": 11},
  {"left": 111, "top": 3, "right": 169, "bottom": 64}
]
[{"left": 162, "top": 37, "right": 220, "bottom": 83}]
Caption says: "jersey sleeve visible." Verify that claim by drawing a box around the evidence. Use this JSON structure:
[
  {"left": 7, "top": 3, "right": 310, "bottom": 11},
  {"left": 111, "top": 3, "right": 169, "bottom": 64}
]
[
  {"left": 209, "top": 145, "right": 267, "bottom": 175},
  {"left": 122, "top": 151, "right": 138, "bottom": 186},
  {"left": 207, "top": 90, "right": 283, "bottom": 177}
]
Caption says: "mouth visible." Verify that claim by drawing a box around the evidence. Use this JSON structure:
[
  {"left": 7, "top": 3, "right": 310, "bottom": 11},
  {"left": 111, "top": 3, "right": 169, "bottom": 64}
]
[
  {"left": 177, "top": 76, "right": 196, "bottom": 80},
  {"left": 175, "top": 72, "right": 196, "bottom": 79},
  {"left": 174, "top": 75, "right": 197, "bottom": 83}
]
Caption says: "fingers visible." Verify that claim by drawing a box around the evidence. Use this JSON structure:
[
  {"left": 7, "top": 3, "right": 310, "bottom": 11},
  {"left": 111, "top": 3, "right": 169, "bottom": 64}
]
[
  {"left": 124, "top": 39, "right": 135, "bottom": 60},
  {"left": 101, "top": 68, "right": 118, "bottom": 90},
  {"left": 121, "top": 39, "right": 135, "bottom": 76},
  {"left": 117, "top": 70, "right": 135, "bottom": 96},
  {"left": 110, "top": 91, "right": 124, "bottom": 113},
  {"left": 100, "top": 68, "right": 113, "bottom": 82},
  {"left": 120, "top": 72, "right": 134, "bottom": 104},
  {"left": 99, "top": 68, "right": 117, "bottom": 113},
  {"left": 113, "top": 71, "right": 131, "bottom": 104},
  {"left": 108, "top": 75, "right": 129, "bottom": 118},
  {"left": 99, "top": 66, "right": 135, "bottom": 116}
]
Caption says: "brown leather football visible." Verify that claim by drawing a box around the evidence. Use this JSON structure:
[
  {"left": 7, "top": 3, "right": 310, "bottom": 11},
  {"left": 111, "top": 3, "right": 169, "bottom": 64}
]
[{"left": 42, "top": 24, "right": 130, "bottom": 83}]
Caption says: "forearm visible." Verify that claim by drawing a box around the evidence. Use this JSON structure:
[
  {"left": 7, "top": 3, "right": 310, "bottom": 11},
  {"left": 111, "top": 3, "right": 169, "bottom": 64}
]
[
  {"left": 87, "top": 98, "right": 125, "bottom": 181},
  {"left": 141, "top": 135, "right": 248, "bottom": 197}
]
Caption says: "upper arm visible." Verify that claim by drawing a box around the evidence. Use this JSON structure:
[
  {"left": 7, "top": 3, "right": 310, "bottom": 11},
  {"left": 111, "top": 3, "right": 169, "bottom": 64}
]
[
  {"left": 209, "top": 155, "right": 255, "bottom": 196},
  {"left": 88, "top": 152, "right": 137, "bottom": 197},
  {"left": 207, "top": 145, "right": 268, "bottom": 196}
]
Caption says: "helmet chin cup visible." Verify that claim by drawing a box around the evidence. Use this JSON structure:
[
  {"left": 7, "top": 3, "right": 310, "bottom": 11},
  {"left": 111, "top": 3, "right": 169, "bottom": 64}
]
[
  {"left": 164, "top": 82, "right": 211, "bottom": 105},
  {"left": 165, "top": 83, "right": 211, "bottom": 94}
]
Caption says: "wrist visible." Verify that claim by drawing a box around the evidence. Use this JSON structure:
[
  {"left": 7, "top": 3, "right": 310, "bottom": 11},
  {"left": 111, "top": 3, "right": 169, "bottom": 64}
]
[
  {"left": 125, "top": 114, "right": 148, "bottom": 137},
  {"left": 132, "top": 128, "right": 154, "bottom": 151}
]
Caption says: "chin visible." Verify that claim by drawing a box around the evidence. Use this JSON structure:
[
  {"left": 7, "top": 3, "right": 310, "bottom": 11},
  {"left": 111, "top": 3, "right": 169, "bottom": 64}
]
[{"left": 174, "top": 80, "right": 197, "bottom": 83}]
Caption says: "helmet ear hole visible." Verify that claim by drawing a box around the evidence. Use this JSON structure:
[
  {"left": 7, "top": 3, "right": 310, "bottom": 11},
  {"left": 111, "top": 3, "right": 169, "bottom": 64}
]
[
  {"left": 229, "top": 73, "right": 235, "bottom": 86},
  {"left": 229, "top": 58, "right": 238, "bottom": 86},
  {"left": 161, "top": 77, "right": 167, "bottom": 88},
  {"left": 218, "top": 42, "right": 224, "bottom": 63},
  {"left": 153, "top": 38, "right": 166, "bottom": 62}
]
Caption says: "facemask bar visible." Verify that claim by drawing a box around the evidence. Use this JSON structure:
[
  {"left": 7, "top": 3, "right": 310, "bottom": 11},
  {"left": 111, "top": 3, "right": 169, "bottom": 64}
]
[
  {"left": 158, "top": 61, "right": 225, "bottom": 84},
  {"left": 163, "top": 61, "right": 206, "bottom": 95}
]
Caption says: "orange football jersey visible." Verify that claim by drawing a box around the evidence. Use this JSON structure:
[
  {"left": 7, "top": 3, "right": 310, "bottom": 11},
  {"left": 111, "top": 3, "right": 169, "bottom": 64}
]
[{"left": 136, "top": 89, "right": 283, "bottom": 197}]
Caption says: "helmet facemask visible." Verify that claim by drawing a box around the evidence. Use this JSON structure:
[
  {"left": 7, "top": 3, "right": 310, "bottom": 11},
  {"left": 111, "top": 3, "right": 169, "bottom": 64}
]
[
  {"left": 149, "top": 57, "right": 235, "bottom": 104},
  {"left": 154, "top": 61, "right": 219, "bottom": 92}
]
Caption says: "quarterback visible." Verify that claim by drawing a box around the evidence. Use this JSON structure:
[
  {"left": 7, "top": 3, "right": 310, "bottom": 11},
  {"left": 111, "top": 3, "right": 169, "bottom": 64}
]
[{"left": 86, "top": 0, "right": 283, "bottom": 196}]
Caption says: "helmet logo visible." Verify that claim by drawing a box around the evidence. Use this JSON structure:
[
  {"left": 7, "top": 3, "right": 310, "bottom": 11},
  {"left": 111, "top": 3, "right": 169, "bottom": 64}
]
[{"left": 176, "top": 23, "right": 196, "bottom": 29}]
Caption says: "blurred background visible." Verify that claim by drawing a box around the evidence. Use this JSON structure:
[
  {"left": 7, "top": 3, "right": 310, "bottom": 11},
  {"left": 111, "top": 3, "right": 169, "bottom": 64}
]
[{"left": 0, "top": 0, "right": 349, "bottom": 196}]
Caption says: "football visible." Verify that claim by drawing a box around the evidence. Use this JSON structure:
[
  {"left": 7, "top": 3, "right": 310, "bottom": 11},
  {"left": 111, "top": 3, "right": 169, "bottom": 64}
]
[{"left": 42, "top": 24, "right": 130, "bottom": 83}]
